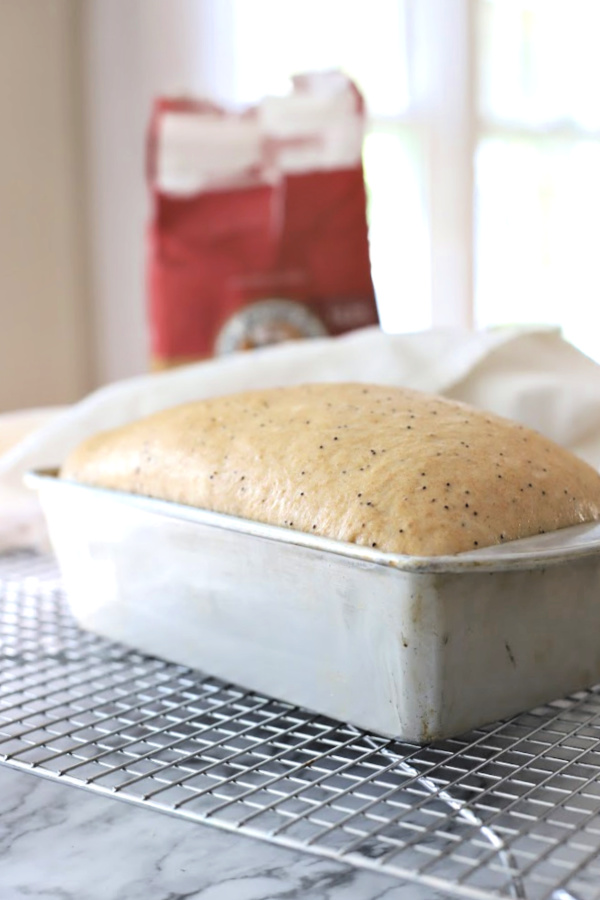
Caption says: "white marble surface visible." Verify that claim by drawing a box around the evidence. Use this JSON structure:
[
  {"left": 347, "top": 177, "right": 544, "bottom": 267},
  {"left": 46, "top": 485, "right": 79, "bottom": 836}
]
[{"left": 0, "top": 764, "right": 453, "bottom": 900}]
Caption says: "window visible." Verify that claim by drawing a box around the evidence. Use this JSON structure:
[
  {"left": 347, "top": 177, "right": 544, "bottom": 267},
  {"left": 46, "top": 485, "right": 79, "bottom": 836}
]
[
  {"left": 476, "top": 0, "right": 600, "bottom": 361},
  {"left": 203, "top": 0, "right": 600, "bottom": 360}
]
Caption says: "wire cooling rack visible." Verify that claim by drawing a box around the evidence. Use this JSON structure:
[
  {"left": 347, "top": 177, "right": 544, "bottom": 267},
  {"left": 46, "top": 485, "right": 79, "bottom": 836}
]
[{"left": 2, "top": 554, "right": 600, "bottom": 899}]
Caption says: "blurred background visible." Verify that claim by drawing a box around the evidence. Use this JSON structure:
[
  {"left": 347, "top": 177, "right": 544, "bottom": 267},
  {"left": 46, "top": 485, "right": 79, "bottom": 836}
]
[{"left": 1, "top": 0, "right": 599, "bottom": 413}]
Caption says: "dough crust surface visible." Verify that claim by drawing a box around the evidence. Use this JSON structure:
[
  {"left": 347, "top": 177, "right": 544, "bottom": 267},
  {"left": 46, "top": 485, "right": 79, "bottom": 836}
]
[{"left": 61, "top": 383, "right": 600, "bottom": 556}]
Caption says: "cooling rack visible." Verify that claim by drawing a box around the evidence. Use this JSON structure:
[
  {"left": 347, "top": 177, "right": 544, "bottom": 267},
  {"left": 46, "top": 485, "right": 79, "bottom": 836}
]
[{"left": 2, "top": 552, "right": 600, "bottom": 900}]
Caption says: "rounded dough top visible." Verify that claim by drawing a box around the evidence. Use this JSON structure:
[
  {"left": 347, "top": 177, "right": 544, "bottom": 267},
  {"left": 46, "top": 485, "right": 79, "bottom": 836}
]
[{"left": 60, "top": 382, "right": 600, "bottom": 556}]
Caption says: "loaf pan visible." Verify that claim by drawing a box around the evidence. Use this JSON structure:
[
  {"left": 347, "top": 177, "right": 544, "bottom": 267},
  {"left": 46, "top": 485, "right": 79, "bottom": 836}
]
[{"left": 26, "top": 469, "right": 600, "bottom": 743}]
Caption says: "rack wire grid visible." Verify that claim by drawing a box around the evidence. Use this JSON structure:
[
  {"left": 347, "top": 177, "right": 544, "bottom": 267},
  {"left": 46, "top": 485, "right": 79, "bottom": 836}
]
[{"left": 3, "top": 552, "right": 600, "bottom": 900}]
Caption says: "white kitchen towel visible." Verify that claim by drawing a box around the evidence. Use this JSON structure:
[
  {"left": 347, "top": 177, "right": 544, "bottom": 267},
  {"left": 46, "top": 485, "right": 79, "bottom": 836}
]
[{"left": 2, "top": 324, "right": 600, "bottom": 549}]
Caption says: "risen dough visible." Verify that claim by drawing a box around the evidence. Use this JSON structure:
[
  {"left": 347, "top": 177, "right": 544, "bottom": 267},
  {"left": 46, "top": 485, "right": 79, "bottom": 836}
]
[{"left": 60, "top": 382, "right": 600, "bottom": 556}]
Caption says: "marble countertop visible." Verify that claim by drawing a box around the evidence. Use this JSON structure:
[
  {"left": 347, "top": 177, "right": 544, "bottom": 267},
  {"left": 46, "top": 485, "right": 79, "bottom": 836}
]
[{"left": 0, "top": 764, "right": 453, "bottom": 900}]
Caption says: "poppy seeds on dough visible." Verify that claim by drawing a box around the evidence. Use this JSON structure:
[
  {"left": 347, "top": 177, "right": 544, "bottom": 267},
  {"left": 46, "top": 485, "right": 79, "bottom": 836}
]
[{"left": 60, "top": 382, "right": 600, "bottom": 557}]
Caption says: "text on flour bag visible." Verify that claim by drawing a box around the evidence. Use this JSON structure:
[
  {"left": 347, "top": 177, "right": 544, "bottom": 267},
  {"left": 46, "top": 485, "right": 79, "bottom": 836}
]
[{"left": 146, "top": 71, "right": 379, "bottom": 367}]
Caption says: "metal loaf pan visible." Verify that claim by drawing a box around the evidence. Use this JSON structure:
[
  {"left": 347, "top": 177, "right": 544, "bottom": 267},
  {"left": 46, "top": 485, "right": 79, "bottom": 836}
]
[{"left": 27, "top": 470, "right": 600, "bottom": 743}]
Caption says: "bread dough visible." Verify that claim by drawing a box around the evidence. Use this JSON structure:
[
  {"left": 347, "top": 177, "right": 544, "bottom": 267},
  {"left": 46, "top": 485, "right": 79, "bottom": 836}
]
[{"left": 60, "top": 383, "right": 600, "bottom": 556}]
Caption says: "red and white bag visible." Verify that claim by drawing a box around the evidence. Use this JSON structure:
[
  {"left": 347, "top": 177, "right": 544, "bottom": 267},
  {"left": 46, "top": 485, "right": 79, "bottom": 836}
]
[{"left": 146, "top": 71, "right": 379, "bottom": 366}]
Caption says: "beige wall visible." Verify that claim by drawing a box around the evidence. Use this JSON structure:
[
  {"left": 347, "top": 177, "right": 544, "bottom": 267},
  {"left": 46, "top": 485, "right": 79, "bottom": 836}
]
[
  {"left": 0, "top": 0, "right": 91, "bottom": 413},
  {"left": 0, "top": 0, "right": 230, "bottom": 413}
]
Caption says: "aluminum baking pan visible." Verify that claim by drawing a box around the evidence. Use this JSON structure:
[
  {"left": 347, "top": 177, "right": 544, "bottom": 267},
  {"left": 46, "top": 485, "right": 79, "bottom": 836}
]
[{"left": 27, "top": 470, "right": 600, "bottom": 743}]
